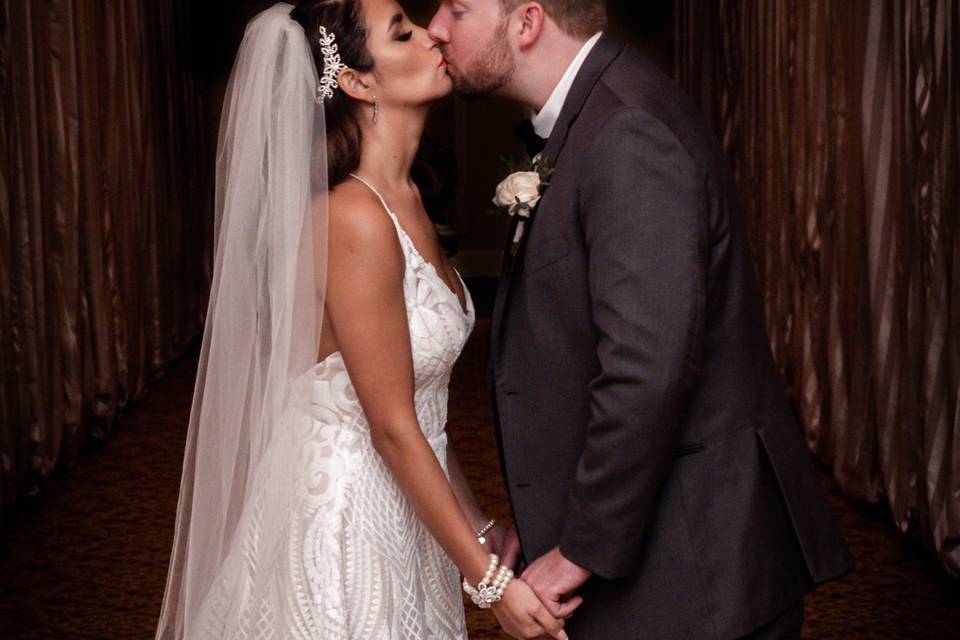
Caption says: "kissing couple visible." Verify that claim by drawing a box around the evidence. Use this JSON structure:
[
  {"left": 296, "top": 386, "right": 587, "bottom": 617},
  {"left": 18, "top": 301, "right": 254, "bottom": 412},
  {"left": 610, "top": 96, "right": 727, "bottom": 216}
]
[{"left": 157, "top": 1, "right": 852, "bottom": 639}]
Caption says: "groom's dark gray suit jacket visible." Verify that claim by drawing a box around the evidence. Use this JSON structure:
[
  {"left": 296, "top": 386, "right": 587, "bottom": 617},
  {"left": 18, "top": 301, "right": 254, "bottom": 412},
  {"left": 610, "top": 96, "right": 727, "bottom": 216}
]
[{"left": 486, "top": 34, "right": 852, "bottom": 639}]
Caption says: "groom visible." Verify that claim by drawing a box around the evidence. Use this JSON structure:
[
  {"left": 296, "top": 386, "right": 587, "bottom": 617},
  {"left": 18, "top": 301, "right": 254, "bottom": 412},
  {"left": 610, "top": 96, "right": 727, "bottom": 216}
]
[{"left": 430, "top": 1, "right": 852, "bottom": 638}]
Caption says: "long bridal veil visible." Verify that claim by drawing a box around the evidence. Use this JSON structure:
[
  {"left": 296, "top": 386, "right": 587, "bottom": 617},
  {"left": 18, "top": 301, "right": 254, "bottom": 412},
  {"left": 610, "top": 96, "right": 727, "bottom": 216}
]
[{"left": 156, "top": 4, "right": 328, "bottom": 637}]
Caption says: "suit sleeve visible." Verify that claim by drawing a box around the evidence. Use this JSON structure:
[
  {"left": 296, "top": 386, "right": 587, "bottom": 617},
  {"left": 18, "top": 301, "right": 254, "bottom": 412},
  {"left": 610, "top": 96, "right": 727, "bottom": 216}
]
[{"left": 558, "top": 107, "right": 709, "bottom": 580}]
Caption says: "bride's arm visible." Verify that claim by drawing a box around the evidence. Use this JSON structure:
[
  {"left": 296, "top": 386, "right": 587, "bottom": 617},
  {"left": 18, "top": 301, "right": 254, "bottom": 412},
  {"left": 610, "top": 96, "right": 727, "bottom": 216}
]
[
  {"left": 445, "top": 442, "right": 488, "bottom": 532},
  {"left": 446, "top": 442, "right": 522, "bottom": 569},
  {"left": 325, "top": 189, "right": 565, "bottom": 640}
]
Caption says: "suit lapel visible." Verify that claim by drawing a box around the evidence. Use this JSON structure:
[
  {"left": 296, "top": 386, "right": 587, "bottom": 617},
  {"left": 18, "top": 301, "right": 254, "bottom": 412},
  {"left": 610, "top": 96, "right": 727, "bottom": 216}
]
[
  {"left": 490, "top": 34, "right": 626, "bottom": 356},
  {"left": 540, "top": 33, "right": 625, "bottom": 167}
]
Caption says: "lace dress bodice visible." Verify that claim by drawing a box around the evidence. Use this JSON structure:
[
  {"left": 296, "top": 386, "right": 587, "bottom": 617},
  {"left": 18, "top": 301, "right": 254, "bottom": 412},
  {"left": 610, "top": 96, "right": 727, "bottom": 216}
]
[{"left": 193, "top": 175, "right": 475, "bottom": 639}]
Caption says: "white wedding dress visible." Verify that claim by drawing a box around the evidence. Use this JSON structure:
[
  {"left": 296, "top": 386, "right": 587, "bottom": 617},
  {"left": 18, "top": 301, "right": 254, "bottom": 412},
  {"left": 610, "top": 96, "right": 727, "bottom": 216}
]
[{"left": 192, "top": 175, "right": 474, "bottom": 639}]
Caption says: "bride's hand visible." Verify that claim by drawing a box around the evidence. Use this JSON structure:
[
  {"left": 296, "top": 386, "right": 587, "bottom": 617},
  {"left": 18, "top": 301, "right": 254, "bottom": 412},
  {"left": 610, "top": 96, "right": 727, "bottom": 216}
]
[
  {"left": 492, "top": 578, "right": 568, "bottom": 640},
  {"left": 482, "top": 525, "right": 522, "bottom": 571}
]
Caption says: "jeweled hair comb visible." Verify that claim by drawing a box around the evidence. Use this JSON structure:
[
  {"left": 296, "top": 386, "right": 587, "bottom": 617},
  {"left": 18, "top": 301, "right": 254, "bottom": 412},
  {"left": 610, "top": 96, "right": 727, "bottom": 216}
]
[{"left": 317, "top": 25, "right": 347, "bottom": 102}]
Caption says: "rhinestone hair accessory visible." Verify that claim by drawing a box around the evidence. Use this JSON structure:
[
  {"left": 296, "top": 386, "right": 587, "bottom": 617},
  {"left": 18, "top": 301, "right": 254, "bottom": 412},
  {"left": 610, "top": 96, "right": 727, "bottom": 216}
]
[{"left": 316, "top": 26, "right": 347, "bottom": 103}]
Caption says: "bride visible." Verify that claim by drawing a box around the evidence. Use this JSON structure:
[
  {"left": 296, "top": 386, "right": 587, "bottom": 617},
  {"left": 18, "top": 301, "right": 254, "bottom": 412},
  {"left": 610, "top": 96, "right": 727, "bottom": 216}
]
[{"left": 156, "top": 1, "right": 568, "bottom": 639}]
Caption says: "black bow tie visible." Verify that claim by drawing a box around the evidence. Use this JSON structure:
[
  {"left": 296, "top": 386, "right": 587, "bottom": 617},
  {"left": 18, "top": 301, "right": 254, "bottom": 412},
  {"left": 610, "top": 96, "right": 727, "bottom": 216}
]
[{"left": 514, "top": 120, "right": 548, "bottom": 158}]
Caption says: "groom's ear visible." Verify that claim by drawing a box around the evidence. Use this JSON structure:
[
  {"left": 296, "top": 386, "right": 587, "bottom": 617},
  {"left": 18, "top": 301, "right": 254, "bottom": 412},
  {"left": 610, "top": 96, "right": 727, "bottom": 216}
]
[
  {"left": 337, "top": 68, "right": 375, "bottom": 105},
  {"left": 515, "top": 2, "right": 546, "bottom": 50}
]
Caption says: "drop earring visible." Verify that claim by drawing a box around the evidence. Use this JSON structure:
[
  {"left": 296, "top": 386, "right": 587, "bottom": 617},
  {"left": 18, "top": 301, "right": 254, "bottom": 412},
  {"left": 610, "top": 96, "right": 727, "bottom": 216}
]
[{"left": 372, "top": 96, "right": 379, "bottom": 124}]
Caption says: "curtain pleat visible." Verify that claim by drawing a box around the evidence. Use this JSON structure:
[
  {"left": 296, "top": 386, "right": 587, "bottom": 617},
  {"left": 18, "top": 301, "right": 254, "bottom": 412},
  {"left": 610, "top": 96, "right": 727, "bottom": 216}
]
[
  {"left": 0, "top": 0, "right": 212, "bottom": 513},
  {"left": 674, "top": 0, "right": 959, "bottom": 576}
]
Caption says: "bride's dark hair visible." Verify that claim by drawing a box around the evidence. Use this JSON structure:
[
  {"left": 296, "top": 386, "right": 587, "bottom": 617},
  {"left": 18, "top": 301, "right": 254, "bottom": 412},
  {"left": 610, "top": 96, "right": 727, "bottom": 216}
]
[{"left": 291, "top": 0, "right": 374, "bottom": 186}]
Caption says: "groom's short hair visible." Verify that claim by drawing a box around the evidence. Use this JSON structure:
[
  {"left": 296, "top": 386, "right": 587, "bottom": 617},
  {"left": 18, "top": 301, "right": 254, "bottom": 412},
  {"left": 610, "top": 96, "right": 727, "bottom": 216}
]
[{"left": 500, "top": 0, "right": 607, "bottom": 39}]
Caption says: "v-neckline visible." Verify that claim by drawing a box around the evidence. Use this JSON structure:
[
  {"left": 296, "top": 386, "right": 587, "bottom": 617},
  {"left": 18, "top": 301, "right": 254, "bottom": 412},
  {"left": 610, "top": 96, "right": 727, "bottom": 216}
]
[
  {"left": 391, "top": 219, "right": 472, "bottom": 318},
  {"left": 348, "top": 174, "right": 471, "bottom": 318}
]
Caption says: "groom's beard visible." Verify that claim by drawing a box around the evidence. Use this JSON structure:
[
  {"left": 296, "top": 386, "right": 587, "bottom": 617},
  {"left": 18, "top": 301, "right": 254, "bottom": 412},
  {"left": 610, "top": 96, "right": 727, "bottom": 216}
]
[{"left": 445, "top": 21, "right": 514, "bottom": 99}]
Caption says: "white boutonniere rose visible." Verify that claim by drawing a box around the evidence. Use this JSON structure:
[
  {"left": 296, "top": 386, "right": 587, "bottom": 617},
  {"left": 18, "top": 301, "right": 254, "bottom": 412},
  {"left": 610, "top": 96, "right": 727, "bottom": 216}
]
[
  {"left": 493, "top": 171, "right": 542, "bottom": 217},
  {"left": 492, "top": 156, "right": 553, "bottom": 254}
]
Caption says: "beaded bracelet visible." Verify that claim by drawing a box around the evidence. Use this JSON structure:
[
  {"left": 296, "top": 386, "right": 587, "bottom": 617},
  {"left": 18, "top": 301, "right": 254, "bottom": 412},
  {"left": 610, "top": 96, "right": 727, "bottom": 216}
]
[
  {"left": 476, "top": 518, "right": 497, "bottom": 545},
  {"left": 462, "top": 553, "right": 515, "bottom": 609}
]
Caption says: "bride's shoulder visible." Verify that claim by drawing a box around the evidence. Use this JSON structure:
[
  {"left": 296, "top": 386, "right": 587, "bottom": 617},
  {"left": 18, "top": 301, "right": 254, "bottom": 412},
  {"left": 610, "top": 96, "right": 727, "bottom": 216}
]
[{"left": 327, "top": 180, "right": 401, "bottom": 259}]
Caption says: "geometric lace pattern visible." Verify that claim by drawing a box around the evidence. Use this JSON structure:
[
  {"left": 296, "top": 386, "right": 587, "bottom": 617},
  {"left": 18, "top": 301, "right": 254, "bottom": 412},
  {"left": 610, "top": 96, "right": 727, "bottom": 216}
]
[{"left": 191, "top": 189, "right": 475, "bottom": 639}]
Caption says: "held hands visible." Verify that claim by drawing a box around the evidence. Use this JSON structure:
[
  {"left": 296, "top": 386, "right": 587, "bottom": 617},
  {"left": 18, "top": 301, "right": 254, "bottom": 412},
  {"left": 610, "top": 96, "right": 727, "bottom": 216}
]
[
  {"left": 492, "top": 578, "right": 569, "bottom": 640},
  {"left": 520, "top": 546, "right": 590, "bottom": 620},
  {"left": 481, "top": 527, "right": 589, "bottom": 639},
  {"left": 468, "top": 534, "right": 567, "bottom": 640}
]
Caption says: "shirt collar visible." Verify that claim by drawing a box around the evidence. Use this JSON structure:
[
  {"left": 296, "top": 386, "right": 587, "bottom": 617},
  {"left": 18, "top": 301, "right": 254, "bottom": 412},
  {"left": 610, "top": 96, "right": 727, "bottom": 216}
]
[{"left": 531, "top": 32, "right": 604, "bottom": 139}]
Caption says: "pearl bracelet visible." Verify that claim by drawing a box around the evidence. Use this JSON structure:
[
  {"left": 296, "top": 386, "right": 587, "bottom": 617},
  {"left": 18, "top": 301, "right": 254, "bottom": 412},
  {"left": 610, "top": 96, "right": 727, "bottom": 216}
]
[{"left": 463, "top": 554, "right": 515, "bottom": 609}]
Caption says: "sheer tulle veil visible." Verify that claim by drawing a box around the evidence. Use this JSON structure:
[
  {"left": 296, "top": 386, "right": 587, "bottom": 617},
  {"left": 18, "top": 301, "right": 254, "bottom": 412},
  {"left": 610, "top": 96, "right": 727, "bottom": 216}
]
[{"left": 156, "top": 4, "right": 328, "bottom": 637}]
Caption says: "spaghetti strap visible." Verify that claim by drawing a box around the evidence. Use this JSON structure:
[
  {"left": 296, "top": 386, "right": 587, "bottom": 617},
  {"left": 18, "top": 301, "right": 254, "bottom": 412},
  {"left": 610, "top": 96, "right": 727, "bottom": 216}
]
[
  {"left": 349, "top": 173, "right": 394, "bottom": 216},
  {"left": 348, "top": 172, "right": 412, "bottom": 254},
  {"left": 347, "top": 173, "right": 470, "bottom": 316}
]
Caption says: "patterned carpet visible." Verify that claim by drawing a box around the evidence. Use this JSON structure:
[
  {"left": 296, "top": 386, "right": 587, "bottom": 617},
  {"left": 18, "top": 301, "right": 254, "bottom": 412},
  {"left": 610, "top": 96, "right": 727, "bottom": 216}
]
[{"left": 1, "top": 318, "right": 957, "bottom": 639}]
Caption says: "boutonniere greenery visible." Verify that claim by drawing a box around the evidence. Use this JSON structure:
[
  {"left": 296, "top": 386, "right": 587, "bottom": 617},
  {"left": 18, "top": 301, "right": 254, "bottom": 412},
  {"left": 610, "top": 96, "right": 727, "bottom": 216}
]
[{"left": 492, "top": 154, "right": 554, "bottom": 255}]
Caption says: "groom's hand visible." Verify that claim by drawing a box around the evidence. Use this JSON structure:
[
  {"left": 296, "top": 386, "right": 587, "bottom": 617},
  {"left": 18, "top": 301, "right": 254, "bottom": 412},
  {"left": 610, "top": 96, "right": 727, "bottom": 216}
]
[{"left": 521, "top": 547, "right": 590, "bottom": 619}]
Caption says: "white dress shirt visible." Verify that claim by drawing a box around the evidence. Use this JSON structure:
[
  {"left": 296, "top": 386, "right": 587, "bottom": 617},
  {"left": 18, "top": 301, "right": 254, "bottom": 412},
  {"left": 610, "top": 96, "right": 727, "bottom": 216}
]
[{"left": 531, "top": 32, "right": 604, "bottom": 139}]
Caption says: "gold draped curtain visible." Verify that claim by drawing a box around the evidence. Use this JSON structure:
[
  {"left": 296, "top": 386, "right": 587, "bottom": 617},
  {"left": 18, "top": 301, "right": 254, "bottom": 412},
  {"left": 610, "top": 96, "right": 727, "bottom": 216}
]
[
  {"left": 675, "top": 0, "right": 959, "bottom": 575},
  {"left": 0, "top": 0, "right": 212, "bottom": 512}
]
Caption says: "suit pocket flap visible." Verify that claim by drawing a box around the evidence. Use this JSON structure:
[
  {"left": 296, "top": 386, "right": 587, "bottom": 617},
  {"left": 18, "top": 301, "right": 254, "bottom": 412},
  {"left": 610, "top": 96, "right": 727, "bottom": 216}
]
[
  {"left": 674, "top": 443, "right": 705, "bottom": 458},
  {"left": 523, "top": 232, "right": 570, "bottom": 276}
]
